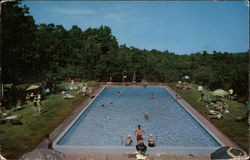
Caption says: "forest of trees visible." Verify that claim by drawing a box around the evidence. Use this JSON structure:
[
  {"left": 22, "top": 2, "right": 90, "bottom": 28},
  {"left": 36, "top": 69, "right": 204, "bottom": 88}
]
[{"left": 1, "top": 1, "right": 248, "bottom": 96}]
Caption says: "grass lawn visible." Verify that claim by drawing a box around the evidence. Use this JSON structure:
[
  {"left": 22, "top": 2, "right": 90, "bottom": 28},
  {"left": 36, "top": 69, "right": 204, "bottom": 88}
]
[
  {"left": 167, "top": 82, "right": 249, "bottom": 153},
  {"left": 0, "top": 82, "right": 92, "bottom": 159}
]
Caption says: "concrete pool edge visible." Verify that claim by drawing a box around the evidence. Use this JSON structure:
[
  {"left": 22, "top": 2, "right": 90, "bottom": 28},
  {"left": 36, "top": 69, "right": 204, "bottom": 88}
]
[
  {"left": 165, "top": 86, "right": 240, "bottom": 148},
  {"left": 51, "top": 85, "right": 240, "bottom": 155},
  {"left": 53, "top": 85, "right": 106, "bottom": 148},
  {"left": 54, "top": 145, "right": 219, "bottom": 154},
  {"left": 64, "top": 152, "right": 211, "bottom": 160}
]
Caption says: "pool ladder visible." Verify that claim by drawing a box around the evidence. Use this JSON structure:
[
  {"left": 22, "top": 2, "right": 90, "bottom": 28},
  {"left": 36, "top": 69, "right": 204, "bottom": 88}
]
[{"left": 120, "top": 136, "right": 123, "bottom": 146}]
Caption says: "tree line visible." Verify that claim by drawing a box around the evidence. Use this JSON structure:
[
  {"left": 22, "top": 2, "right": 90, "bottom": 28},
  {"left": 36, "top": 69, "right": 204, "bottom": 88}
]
[{"left": 1, "top": 1, "right": 248, "bottom": 96}]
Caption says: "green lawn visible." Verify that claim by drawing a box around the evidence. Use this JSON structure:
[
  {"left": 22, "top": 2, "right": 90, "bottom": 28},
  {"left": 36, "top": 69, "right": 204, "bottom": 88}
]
[
  {"left": 167, "top": 82, "right": 249, "bottom": 153},
  {"left": 0, "top": 83, "right": 88, "bottom": 159}
]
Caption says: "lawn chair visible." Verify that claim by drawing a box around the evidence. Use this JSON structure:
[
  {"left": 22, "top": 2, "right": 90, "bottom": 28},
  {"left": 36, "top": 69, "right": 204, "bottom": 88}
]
[
  {"left": 0, "top": 107, "right": 12, "bottom": 118},
  {"left": 208, "top": 113, "right": 223, "bottom": 120},
  {"left": 205, "top": 105, "right": 219, "bottom": 115},
  {"left": 62, "top": 91, "right": 74, "bottom": 99},
  {"left": 12, "top": 100, "right": 24, "bottom": 111},
  {"left": 10, "top": 116, "right": 23, "bottom": 125}
]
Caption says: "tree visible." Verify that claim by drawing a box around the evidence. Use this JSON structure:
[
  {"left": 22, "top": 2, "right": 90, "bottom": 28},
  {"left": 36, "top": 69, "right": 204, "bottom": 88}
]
[{"left": 1, "top": 1, "right": 36, "bottom": 82}]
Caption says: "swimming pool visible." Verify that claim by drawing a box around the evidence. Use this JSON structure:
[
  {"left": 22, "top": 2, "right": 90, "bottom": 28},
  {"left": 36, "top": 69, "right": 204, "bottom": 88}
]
[{"left": 54, "top": 86, "right": 223, "bottom": 154}]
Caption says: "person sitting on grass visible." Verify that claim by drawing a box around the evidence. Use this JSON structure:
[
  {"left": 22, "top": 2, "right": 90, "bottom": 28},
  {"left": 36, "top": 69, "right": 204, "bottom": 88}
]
[
  {"left": 42, "top": 135, "right": 53, "bottom": 149},
  {"left": 198, "top": 91, "right": 204, "bottom": 102},
  {"left": 175, "top": 94, "right": 181, "bottom": 101},
  {"left": 62, "top": 91, "right": 74, "bottom": 99},
  {"left": 208, "top": 112, "right": 223, "bottom": 120},
  {"left": 236, "top": 110, "right": 249, "bottom": 122}
]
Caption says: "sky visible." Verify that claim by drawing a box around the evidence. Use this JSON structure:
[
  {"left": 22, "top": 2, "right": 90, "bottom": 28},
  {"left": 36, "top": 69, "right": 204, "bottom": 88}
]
[{"left": 22, "top": 1, "right": 249, "bottom": 54}]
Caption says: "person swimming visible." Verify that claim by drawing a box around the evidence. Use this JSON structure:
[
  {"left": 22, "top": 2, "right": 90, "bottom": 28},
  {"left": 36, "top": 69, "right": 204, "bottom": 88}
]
[
  {"left": 144, "top": 112, "right": 149, "bottom": 119},
  {"left": 150, "top": 93, "right": 155, "bottom": 99},
  {"left": 148, "top": 134, "right": 155, "bottom": 147},
  {"left": 125, "top": 135, "right": 133, "bottom": 146}
]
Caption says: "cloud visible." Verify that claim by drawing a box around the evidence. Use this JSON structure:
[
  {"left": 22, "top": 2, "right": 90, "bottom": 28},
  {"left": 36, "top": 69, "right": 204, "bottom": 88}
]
[{"left": 53, "top": 7, "right": 95, "bottom": 15}]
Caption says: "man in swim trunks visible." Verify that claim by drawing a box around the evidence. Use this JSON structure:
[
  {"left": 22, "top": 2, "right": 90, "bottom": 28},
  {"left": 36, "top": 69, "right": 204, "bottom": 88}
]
[{"left": 135, "top": 125, "right": 145, "bottom": 141}]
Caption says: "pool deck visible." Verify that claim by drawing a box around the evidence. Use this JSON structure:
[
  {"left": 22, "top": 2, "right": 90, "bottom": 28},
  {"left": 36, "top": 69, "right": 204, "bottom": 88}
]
[
  {"left": 42, "top": 84, "right": 240, "bottom": 160},
  {"left": 64, "top": 153, "right": 211, "bottom": 160}
]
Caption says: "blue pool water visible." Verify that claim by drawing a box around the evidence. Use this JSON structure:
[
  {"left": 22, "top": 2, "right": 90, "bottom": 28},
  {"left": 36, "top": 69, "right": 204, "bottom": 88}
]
[{"left": 57, "top": 86, "right": 220, "bottom": 148}]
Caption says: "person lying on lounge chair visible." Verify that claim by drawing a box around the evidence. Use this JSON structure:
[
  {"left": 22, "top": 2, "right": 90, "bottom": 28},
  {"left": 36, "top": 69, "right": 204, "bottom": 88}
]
[
  {"left": 62, "top": 91, "right": 74, "bottom": 99},
  {"left": 208, "top": 113, "right": 223, "bottom": 120},
  {"left": 235, "top": 110, "right": 249, "bottom": 122},
  {"left": 205, "top": 104, "right": 219, "bottom": 115}
]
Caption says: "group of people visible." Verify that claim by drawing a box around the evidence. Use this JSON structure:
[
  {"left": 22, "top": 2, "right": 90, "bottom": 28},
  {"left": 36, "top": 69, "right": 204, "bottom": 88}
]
[
  {"left": 68, "top": 79, "right": 93, "bottom": 97},
  {"left": 125, "top": 125, "right": 156, "bottom": 154},
  {"left": 79, "top": 85, "right": 92, "bottom": 97},
  {"left": 26, "top": 92, "right": 43, "bottom": 114},
  {"left": 197, "top": 86, "right": 230, "bottom": 119},
  {"left": 176, "top": 81, "right": 192, "bottom": 90}
]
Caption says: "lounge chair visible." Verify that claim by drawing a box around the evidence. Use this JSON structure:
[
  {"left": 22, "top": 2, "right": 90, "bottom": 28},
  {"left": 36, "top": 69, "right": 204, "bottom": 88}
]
[
  {"left": 11, "top": 116, "right": 23, "bottom": 125},
  {"left": 0, "top": 118, "right": 7, "bottom": 124},
  {"left": 235, "top": 116, "right": 248, "bottom": 122},
  {"left": 0, "top": 154, "right": 7, "bottom": 160},
  {"left": 62, "top": 91, "right": 74, "bottom": 99},
  {"left": 0, "top": 108, "right": 12, "bottom": 117},
  {"left": 13, "top": 102, "right": 24, "bottom": 111},
  {"left": 236, "top": 110, "right": 249, "bottom": 122},
  {"left": 208, "top": 113, "right": 223, "bottom": 120},
  {"left": 205, "top": 105, "right": 219, "bottom": 115}
]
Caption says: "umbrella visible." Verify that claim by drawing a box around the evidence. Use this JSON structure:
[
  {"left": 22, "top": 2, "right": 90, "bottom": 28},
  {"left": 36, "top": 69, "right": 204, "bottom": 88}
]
[
  {"left": 213, "top": 89, "right": 228, "bottom": 97},
  {"left": 19, "top": 148, "right": 64, "bottom": 160},
  {"left": 0, "top": 155, "right": 7, "bottom": 160},
  {"left": 211, "top": 146, "right": 249, "bottom": 160},
  {"left": 184, "top": 75, "right": 190, "bottom": 79},
  {"left": 3, "top": 84, "right": 14, "bottom": 89},
  {"left": 26, "top": 84, "right": 40, "bottom": 91}
]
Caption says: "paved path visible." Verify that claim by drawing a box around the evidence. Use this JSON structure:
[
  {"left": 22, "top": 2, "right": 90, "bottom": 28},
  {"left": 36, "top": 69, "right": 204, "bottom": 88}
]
[{"left": 65, "top": 153, "right": 211, "bottom": 160}]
